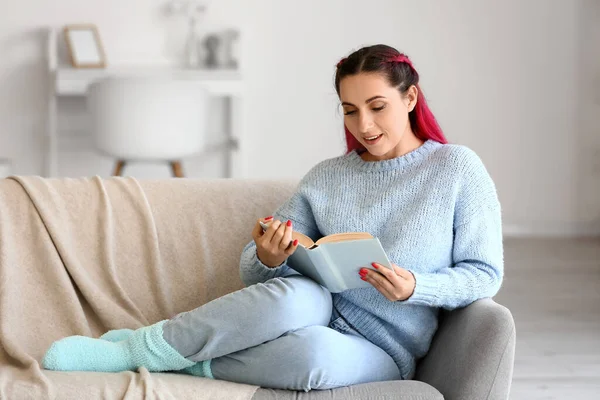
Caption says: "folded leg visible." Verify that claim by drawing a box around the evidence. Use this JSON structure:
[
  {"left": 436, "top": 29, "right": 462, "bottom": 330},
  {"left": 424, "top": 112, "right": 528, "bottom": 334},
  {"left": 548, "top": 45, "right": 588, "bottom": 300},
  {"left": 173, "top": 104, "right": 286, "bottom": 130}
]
[
  {"left": 162, "top": 275, "right": 332, "bottom": 362},
  {"left": 42, "top": 276, "right": 332, "bottom": 373},
  {"left": 208, "top": 325, "right": 402, "bottom": 391}
]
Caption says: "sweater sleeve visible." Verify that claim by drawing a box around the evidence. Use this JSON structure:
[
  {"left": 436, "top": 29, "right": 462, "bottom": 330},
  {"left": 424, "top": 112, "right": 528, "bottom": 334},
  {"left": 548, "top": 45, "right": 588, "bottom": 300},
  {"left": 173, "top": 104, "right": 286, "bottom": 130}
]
[
  {"left": 239, "top": 172, "right": 322, "bottom": 287},
  {"left": 406, "top": 151, "right": 504, "bottom": 310}
]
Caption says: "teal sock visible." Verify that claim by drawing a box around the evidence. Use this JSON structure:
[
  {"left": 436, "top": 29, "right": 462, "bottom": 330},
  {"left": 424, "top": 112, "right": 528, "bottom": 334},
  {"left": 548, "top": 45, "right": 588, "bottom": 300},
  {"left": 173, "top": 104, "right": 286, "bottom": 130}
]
[
  {"left": 177, "top": 359, "right": 214, "bottom": 379},
  {"left": 42, "top": 320, "right": 195, "bottom": 373},
  {"left": 100, "top": 329, "right": 134, "bottom": 342},
  {"left": 42, "top": 336, "right": 135, "bottom": 372},
  {"left": 99, "top": 327, "right": 213, "bottom": 378}
]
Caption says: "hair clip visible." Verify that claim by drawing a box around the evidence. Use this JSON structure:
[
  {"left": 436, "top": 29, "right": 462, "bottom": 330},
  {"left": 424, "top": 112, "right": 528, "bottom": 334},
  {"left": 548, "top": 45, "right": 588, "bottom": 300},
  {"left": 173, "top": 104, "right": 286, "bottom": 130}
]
[{"left": 387, "top": 54, "right": 413, "bottom": 68}]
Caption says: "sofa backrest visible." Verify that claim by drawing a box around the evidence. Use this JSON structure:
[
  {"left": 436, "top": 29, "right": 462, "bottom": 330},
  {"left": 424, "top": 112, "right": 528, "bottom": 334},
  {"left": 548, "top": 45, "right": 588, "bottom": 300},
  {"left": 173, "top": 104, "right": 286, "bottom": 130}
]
[
  {"left": 137, "top": 178, "right": 300, "bottom": 307},
  {"left": 0, "top": 176, "right": 298, "bottom": 344}
]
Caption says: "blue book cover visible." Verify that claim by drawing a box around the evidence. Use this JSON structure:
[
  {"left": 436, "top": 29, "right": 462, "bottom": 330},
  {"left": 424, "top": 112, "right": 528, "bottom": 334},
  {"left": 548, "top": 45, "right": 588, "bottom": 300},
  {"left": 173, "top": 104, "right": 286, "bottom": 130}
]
[
  {"left": 286, "top": 237, "right": 394, "bottom": 292},
  {"left": 260, "top": 221, "right": 394, "bottom": 292}
]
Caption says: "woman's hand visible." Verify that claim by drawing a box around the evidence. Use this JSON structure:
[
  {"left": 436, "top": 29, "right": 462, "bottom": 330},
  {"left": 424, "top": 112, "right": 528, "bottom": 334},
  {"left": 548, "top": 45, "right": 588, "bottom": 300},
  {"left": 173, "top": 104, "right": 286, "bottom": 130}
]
[
  {"left": 252, "top": 217, "right": 299, "bottom": 268},
  {"left": 359, "top": 263, "right": 416, "bottom": 301}
]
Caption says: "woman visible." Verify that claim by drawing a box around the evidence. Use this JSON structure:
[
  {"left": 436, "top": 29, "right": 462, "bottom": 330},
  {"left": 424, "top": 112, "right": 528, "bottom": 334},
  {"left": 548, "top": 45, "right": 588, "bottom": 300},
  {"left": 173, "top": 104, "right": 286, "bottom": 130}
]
[{"left": 42, "top": 44, "right": 503, "bottom": 392}]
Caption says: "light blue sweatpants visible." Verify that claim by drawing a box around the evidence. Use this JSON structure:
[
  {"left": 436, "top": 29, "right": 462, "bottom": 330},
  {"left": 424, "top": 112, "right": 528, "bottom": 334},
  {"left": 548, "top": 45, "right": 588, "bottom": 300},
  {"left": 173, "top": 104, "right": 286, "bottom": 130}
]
[{"left": 162, "top": 275, "right": 401, "bottom": 391}]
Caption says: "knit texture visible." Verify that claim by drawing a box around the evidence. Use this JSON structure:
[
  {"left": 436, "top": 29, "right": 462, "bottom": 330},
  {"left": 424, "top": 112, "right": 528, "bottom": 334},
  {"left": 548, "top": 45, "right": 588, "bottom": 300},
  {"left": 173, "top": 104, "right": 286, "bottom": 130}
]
[
  {"left": 42, "top": 320, "right": 195, "bottom": 373},
  {"left": 239, "top": 140, "right": 504, "bottom": 379},
  {"left": 177, "top": 360, "right": 214, "bottom": 379},
  {"left": 100, "top": 328, "right": 134, "bottom": 342},
  {"left": 99, "top": 327, "right": 213, "bottom": 378}
]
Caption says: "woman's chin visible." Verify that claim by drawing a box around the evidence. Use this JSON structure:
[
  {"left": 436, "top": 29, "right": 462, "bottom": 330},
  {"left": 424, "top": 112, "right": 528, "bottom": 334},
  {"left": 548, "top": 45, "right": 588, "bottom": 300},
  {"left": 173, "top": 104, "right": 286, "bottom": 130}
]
[
  {"left": 362, "top": 148, "right": 395, "bottom": 161},
  {"left": 364, "top": 144, "right": 390, "bottom": 157}
]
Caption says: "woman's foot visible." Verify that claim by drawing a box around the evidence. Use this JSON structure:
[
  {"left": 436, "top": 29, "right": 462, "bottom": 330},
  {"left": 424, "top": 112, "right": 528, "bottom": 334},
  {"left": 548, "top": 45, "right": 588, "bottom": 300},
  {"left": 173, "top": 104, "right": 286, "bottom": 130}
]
[
  {"left": 42, "top": 336, "right": 135, "bottom": 372},
  {"left": 42, "top": 320, "right": 195, "bottom": 373},
  {"left": 100, "top": 328, "right": 134, "bottom": 342},
  {"left": 98, "top": 327, "right": 212, "bottom": 378}
]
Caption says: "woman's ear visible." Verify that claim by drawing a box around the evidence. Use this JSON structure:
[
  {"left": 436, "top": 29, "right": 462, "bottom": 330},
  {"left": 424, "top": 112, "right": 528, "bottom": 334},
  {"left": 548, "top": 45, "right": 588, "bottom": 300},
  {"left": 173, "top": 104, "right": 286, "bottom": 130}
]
[{"left": 406, "top": 85, "right": 418, "bottom": 112}]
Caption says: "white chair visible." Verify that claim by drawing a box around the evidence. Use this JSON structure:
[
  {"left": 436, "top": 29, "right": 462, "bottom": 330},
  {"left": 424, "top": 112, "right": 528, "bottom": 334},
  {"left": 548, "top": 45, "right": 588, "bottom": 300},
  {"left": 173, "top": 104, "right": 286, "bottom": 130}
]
[{"left": 87, "top": 77, "right": 209, "bottom": 177}]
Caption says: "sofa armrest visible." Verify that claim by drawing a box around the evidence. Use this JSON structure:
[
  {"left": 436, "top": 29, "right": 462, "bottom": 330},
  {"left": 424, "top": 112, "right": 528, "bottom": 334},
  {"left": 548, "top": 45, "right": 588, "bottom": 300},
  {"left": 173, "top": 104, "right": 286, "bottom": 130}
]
[{"left": 414, "top": 298, "right": 515, "bottom": 400}]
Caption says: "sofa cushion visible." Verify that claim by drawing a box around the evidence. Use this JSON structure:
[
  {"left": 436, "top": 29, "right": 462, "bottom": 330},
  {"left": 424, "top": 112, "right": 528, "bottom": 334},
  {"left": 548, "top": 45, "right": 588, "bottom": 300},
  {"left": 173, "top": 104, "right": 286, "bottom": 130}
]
[{"left": 253, "top": 381, "right": 443, "bottom": 400}]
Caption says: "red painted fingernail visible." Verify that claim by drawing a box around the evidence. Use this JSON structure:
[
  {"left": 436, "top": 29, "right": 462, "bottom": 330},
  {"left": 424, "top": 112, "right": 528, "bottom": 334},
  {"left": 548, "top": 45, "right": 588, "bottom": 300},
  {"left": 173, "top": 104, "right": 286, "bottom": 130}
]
[
  {"left": 293, "top": 239, "right": 299, "bottom": 246},
  {"left": 372, "top": 263, "right": 379, "bottom": 269},
  {"left": 264, "top": 216, "right": 273, "bottom": 220},
  {"left": 359, "top": 269, "right": 367, "bottom": 276},
  {"left": 286, "top": 220, "right": 292, "bottom": 227},
  {"left": 361, "top": 276, "right": 367, "bottom": 281}
]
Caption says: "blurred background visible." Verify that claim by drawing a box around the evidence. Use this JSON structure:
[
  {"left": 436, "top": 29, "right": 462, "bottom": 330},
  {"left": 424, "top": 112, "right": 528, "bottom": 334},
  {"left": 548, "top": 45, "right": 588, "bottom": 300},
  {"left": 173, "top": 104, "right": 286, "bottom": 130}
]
[{"left": 0, "top": 0, "right": 598, "bottom": 398}]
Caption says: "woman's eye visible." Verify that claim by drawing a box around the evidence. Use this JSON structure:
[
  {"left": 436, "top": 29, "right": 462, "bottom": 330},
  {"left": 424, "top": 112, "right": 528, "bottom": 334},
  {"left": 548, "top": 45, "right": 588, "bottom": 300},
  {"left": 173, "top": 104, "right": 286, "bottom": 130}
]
[
  {"left": 373, "top": 105, "right": 386, "bottom": 112},
  {"left": 344, "top": 110, "right": 356, "bottom": 115}
]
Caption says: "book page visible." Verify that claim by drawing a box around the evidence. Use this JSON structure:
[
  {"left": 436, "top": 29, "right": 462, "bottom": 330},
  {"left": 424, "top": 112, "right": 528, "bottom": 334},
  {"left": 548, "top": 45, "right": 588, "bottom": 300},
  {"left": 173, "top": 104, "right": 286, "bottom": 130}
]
[
  {"left": 315, "top": 232, "right": 373, "bottom": 246},
  {"left": 292, "top": 231, "right": 315, "bottom": 248},
  {"left": 259, "top": 221, "right": 374, "bottom": 248}
]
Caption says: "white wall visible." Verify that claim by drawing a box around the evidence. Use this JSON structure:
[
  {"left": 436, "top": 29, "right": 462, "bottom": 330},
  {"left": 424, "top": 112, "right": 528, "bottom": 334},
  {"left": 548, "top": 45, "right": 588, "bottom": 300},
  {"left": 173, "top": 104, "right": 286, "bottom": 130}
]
[
  {"left": 576, "top": 0, "right": 600, "bottom": 236},
  {"left": 0, "top": 0, "right": 598, "bottom": 236}
]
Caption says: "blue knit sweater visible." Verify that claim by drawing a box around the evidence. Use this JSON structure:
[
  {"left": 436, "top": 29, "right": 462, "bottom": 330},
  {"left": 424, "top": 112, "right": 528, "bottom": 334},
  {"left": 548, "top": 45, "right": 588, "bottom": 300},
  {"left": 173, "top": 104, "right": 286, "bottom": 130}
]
[{"left": 239, "top": 139, "right": 504, "bottom": 379}]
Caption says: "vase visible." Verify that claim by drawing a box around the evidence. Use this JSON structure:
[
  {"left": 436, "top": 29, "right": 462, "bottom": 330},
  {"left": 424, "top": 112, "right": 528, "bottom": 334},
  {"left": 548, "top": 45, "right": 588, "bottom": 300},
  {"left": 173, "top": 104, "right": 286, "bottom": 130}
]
[{"left": 184, "top": 18, "right": 200, "bottom": 68}]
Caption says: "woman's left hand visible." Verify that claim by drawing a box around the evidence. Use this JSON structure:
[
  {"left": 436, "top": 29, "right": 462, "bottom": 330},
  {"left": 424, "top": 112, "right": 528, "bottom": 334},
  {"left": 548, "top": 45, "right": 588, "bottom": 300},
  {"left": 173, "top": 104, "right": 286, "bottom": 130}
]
[{"left": 359, "top": 263, "right": 416, "bottom": 302}]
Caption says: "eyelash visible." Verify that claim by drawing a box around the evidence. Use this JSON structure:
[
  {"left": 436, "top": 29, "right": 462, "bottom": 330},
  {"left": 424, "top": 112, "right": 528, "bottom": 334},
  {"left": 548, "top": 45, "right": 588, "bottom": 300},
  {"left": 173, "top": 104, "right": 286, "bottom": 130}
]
[{"left": 344, "top": 105, "right": 386, "bottom": 116}]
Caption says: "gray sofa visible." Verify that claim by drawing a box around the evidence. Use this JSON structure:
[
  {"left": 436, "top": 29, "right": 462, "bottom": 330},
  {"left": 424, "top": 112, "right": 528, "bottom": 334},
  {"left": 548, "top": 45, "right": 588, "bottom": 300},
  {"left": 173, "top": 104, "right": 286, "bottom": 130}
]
[
  {"left": 254, "top": 298, "right": 515, "bottom": 400},
  {"left": 0, "top": 177, "right": 514, "bottom": 399}
]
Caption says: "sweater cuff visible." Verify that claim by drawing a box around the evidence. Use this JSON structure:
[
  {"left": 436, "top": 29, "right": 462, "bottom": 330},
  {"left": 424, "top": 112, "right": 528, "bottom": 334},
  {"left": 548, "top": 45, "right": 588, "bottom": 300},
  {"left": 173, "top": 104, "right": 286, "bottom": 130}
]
[
  {"left": 252, "top": 250, "right": 286, "bottom": 278},
  {"left": 404, "top": 271, "right": 439, "bottom": 307}
]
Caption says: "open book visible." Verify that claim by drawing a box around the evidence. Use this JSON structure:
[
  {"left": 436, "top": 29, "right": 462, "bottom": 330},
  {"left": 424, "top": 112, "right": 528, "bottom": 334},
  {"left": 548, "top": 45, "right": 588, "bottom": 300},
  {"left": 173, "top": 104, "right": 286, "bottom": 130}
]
[{"left": 260, "top": 221, "right": 394, "bottom": 293}]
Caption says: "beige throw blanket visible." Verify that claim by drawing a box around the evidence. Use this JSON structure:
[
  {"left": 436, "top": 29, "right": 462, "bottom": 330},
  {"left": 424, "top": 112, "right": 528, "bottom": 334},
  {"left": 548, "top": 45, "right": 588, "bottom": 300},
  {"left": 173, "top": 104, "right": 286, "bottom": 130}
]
[{"left": 0, "top": 175, "right": 296, "bottom": 399}]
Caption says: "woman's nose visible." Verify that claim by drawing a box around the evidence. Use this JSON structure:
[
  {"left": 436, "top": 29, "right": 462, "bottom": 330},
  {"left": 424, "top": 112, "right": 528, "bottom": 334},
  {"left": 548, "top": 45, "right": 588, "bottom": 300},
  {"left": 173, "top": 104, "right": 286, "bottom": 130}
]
[{"left": 358, "top": 114, "right": 374, "bottom": 133}]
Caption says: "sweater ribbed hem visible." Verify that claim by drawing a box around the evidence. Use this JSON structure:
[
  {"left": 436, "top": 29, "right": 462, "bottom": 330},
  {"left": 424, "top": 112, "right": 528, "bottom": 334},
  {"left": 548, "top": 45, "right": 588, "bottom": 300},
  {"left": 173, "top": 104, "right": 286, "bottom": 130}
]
[
  {"left": 333, "top": 297, "right": 415, "bottom": 379},
  {"left": 405, "top": 272, "right": 439, "bottom": 307}
]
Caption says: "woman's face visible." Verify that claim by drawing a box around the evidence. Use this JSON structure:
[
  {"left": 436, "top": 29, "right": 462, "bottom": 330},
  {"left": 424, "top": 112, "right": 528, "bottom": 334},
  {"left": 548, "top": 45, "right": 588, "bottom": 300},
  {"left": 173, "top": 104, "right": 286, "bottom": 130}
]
[{"left": 339, "top": 73, "right": 419, "bottom": 161}]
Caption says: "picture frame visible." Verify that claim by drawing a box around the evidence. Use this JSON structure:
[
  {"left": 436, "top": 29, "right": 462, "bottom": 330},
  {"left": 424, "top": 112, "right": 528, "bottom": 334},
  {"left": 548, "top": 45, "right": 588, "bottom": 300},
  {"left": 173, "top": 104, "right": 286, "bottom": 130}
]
[{"left": 63, "top": 24, "right": 107, "bottom": 68}]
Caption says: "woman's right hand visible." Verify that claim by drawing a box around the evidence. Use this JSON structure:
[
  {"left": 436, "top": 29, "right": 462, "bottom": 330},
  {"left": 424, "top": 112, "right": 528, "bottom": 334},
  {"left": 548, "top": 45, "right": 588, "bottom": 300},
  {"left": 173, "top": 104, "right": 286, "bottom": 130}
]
[{"left": 252, "top": 217, "right": 299, "bottom": 268}]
